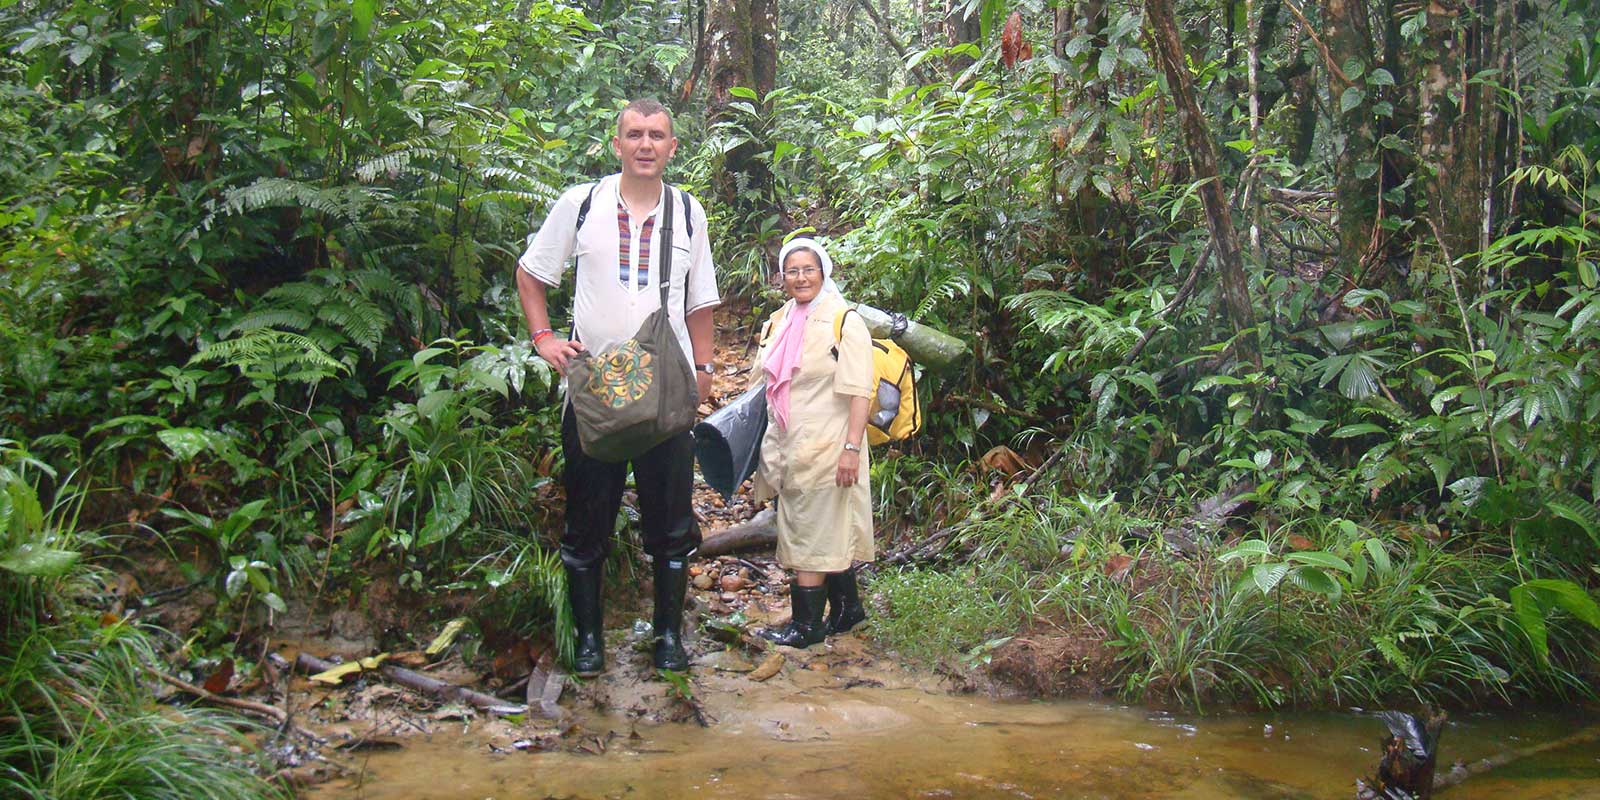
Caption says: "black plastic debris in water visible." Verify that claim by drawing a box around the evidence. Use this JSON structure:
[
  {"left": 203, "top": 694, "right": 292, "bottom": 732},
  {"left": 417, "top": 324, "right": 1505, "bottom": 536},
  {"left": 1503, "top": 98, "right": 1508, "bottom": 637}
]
[{"left": 1357, "top": 710, "right": 1444, "bottom": 800}]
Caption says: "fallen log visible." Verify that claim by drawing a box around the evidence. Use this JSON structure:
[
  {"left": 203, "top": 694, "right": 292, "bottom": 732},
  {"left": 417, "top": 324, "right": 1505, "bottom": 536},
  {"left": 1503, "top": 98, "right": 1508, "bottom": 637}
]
[
  {"left": 152, "top": 669, "right": 323, "bottom": 742},
  {"left": 1434, "top": 722, "right": 1600, "bottom": 793},
  {"left": 697, "top": 507, "right": 777, "bottom": 557},
  {"left": 285, "top": 652, "right": 525, "bottom": 716}
]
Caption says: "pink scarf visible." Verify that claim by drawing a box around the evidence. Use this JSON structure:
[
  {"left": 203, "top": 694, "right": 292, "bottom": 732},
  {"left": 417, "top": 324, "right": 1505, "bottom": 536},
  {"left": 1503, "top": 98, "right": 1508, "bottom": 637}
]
[{"left": 763, "top": 299, "right": 813, "bottom": 431}]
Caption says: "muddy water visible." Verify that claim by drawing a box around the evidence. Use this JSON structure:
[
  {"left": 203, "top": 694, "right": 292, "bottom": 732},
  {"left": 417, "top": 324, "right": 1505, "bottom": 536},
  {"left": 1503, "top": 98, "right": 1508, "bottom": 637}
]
[{"left": 311, "top": 679, "right": 1597, "bottom": 799}]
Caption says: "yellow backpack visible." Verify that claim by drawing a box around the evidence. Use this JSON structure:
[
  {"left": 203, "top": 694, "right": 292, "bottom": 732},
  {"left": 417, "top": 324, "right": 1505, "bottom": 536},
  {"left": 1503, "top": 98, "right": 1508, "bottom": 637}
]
[{"left": 759, "top": 306, "right": 921, "bottom": 446}]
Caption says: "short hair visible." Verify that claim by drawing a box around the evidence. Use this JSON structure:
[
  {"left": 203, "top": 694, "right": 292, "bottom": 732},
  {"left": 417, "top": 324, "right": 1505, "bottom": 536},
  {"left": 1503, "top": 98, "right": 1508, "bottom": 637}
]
[{"left": 617, "top": 98, "right": 673, "bottom": 135}]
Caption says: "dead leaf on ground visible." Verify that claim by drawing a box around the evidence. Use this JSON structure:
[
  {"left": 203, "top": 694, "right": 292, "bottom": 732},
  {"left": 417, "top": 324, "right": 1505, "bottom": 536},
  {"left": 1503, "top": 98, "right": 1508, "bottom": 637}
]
[
  {"left": 425, "top": 618, "right": 470, "bottom": 657},
  {"left": 749, "top": 652, "right": 785, "bottom": 681},
  {"left": 389, "top": 650, "right": 429, "bottom": 668},
  {"left": 1103, "top": 554, "right": 1135, "bottom": 582},
  {"left": 203, "top": 658, "right": 235, "bottom": 694},
  {"left": 309, "top": 653, "right": 389, "bottom": 685},
  {"left": 979, "top": 445, "right": 1033, "bottom": 475}
]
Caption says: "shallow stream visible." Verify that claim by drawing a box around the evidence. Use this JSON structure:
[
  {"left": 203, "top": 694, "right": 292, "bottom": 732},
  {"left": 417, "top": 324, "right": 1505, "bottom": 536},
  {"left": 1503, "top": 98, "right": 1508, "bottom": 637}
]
[{"left": 308, "top": 666, "right": 1598, "bottom": 799}]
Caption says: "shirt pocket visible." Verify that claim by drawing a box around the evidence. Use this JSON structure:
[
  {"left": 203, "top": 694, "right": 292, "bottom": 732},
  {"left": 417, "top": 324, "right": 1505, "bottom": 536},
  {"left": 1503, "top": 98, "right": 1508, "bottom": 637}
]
[{"left": 787, "top": 435, "right": 841, "bottom": 493}]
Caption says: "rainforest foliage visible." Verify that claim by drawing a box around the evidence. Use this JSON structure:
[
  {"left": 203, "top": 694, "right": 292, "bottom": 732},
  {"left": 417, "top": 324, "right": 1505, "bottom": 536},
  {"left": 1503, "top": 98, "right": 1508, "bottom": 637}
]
[{"left": 3, "top": 4, "right": 1600, "bottom": 789}]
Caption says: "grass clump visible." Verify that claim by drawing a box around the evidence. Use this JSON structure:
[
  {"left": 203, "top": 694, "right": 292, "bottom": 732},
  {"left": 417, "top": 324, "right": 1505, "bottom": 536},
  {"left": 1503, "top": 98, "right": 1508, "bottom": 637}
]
[{"left": 868, "top": 563, "right": 1026, "bottom": 665}]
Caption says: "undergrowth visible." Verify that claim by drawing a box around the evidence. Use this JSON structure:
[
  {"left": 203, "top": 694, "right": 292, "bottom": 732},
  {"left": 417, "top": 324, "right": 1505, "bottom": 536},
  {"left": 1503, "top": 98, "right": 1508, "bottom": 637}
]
[{"left": 1, "top": 446, "right": 286, "bottom": 800}]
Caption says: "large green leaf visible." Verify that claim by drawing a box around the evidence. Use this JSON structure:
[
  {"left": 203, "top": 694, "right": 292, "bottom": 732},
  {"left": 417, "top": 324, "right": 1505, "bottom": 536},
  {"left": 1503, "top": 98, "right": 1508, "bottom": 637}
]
[
  {"left": 1510, "top": 579, "right": 1600, "bottom": 663},
  {"left": 1285, "top": 550, "right": 1353, "bottom": 573},
  {"left": 418, "top": 481, "right": 472, "bottom": 548},
  {"left": 1289, "top": 566, "right": 1342, "bottom": 602},
  {"left": 1, "top": 543, "right": 79, "bottom": 577}
]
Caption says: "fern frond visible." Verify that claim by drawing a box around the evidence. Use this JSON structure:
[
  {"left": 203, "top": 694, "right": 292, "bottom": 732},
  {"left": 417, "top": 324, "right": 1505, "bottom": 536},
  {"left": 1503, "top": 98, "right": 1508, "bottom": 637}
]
[
  {"left": 1515, "top": 6, "right": 1582, "bottom": 125},
  {"left": 223, "top": 309, "right": 315, "bottom": 336},
  {"left": 317, "top": 297, "right": 387, "bottom": 353},
  {"left": 915, "top": 272, "right": 971, "bottom": 321},
  {"left": 189, "top": 329, "right": 348, "bottom": 380},
  {"left": 354, "top": 151, "right": 415, "bottom": 183},
  {"left": 261, "top": 282, "right": 330, "bottom": 307}
]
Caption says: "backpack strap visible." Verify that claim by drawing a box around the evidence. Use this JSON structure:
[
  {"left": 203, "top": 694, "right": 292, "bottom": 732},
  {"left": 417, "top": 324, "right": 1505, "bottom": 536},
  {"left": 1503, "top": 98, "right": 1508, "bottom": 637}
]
[
  {"left": 678, "top": 187, "right": 694, "bottom": 241},
  {"left": 573, "top": 182, "right": 598, "bottom": 234},
  {"left": 829, "top": 307, "right": 857, "bottom": 360}
]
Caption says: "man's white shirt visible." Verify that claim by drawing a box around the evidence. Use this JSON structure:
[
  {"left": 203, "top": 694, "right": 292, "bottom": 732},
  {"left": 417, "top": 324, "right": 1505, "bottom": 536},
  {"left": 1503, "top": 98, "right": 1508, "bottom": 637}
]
[{"left": 518, "top": 174, "right": 719, "bottom": 375}]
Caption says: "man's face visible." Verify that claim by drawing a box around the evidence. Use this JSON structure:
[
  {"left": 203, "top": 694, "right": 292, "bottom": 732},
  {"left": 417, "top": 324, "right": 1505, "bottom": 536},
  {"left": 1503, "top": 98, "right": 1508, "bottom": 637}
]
[{"left": 613, "top": 110, "right": 676, "bottom": 180}]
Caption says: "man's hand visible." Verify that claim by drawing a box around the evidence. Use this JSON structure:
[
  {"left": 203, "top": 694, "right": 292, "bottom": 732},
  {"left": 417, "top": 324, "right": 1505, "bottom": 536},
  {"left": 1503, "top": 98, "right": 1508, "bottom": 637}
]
[
  {"left": 835, "top": 449, "right": 860, "bottom": 487},
  {"left": 696, "top": 372, "right": 712, "bottom": 405},
  {"left": 535, "top": 336, "right": 585, "bottom": 374}
]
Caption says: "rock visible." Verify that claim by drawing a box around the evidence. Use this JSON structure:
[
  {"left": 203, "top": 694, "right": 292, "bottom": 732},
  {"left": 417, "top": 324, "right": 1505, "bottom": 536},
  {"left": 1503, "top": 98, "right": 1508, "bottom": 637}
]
[
  {"left": 719, "top": 574, "right": 747, "bottom": 592},
  {"left": 720, "top": 592, "right": 738, "bottom": 603},
  {"left": 692, "top": 574, "right": 715, "bottom": 591}
]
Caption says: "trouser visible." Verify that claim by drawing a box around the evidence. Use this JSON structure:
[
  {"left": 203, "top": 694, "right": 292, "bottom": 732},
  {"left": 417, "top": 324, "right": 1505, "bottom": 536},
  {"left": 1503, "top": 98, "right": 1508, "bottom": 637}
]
[{"left": 559, "top": 406, "right": 701, "bottom": 569}]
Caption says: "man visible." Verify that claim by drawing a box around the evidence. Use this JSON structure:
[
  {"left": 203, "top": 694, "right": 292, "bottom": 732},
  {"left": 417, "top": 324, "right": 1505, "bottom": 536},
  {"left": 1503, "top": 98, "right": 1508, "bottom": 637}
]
[{"left": 516, "top": 99, "right": 718, "bottom": 675}]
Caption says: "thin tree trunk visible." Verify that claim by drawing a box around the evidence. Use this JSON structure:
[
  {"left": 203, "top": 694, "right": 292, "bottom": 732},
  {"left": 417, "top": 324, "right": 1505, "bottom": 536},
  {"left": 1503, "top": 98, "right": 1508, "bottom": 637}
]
[
  {"left": 705, "top": 0, "right": 778, "bottom": 213},
  {"left": 943, "top": 0, "right": 980, "bottom": 76},
  {"left": 1146, "top": 0, "right": 1261, "bottom": 368},
  {"left": 1319, "top": 0, "right": 1379, "bottom": 274}
]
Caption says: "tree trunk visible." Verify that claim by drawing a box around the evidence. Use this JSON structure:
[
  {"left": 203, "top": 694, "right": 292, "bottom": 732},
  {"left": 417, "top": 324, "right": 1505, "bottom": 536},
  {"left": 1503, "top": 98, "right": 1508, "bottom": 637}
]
[
  {"left": 705, "top": 0, "right": 778, "bottom": 213},
  {"left": 942, "top": 0, "right": 981, "bottom": 76},
  {"left": 1146, "top": 0, "right": 1261, "bottom": 368},
  {"left": 1416, "top": 0, "right": 1511, "bottom": 289},
  {"left": 1321, "top": 0, "right": 1379, "bottom": 274}
]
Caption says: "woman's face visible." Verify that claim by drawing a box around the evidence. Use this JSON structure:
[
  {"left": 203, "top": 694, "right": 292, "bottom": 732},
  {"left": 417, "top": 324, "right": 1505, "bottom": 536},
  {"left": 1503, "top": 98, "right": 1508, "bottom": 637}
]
[{"left": 780, "top": 249, "right": 824, "bottom": 304}]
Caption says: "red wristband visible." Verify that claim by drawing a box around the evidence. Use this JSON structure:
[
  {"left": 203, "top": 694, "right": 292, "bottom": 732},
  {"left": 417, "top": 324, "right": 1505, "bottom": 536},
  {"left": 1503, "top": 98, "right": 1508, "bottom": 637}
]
[{"left": 532, "top": 328, "right": 555, "bottom": 344}]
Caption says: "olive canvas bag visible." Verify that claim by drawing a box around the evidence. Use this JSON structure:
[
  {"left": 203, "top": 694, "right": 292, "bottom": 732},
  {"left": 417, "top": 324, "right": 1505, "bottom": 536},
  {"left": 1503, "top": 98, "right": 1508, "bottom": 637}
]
[{"left": 563, "top": 186, "right": 697, "bottom": 463}]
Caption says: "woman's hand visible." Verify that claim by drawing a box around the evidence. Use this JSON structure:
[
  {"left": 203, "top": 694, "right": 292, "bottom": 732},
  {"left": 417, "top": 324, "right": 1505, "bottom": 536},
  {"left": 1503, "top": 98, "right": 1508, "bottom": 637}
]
[{"left": 835, "top": 449, "right": 860, "bottom": 487}]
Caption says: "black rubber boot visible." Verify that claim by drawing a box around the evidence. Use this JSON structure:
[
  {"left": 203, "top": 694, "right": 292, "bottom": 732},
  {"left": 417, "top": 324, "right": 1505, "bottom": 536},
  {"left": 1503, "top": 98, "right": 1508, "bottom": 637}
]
[
  {"left": 651, "top": 557, "right": 690, "bottom": 671},
  {"left": 762, "top": 584, "right": 827, "bottom": 648},
  {"left": 824, "top": 567, "right": 867, "bottom": 635},
  {"left": 566, "top": 563, "right": 605, "bottom": 677}
]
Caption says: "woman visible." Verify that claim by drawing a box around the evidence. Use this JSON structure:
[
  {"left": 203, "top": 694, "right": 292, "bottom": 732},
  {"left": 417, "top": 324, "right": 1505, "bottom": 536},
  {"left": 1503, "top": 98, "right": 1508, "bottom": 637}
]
[{"left": 752, "top": 238, "right": 873, "bottom": 648}]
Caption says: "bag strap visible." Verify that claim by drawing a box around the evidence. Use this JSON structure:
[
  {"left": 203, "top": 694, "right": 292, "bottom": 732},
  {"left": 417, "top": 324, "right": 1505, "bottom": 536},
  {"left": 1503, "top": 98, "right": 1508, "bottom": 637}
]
[
  {"left": 656, "top": 182, "right": 676, "bottom": 306},
  {"left": 829, "top": 307, "right": 855, "bottom": 361},
  {"left": 679, "top": 187, "right": 694, "bottom": 241},
  {"left": 573, "top": 182, "right": 598, "bottom": 233}
]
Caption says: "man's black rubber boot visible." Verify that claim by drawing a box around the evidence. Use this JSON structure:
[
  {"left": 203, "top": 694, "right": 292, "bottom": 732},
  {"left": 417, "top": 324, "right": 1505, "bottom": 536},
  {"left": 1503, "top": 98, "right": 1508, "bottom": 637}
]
[
  {"left": 762, "top": 584, "right": 827, "bottom": 648},
  {"left": 651, "top": 558, "right": 690, "bottom": 671},
  {"left": 566, "top": 564, "right": 605, "bottom": 677},
  {"left": 824, "top": 567, "right": 867, "bottom": 635}
]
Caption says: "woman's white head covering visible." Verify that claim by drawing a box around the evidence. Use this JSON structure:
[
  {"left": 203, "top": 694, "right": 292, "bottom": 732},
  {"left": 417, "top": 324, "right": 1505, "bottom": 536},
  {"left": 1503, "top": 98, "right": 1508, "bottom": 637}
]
[{"left": 777, "top": 237, "right": 842, "bottom": 297}]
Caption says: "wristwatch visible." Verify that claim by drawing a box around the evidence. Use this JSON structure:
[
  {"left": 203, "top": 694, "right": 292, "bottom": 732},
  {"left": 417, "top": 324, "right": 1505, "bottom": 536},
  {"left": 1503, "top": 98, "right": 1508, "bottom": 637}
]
[
  {"left": 694, "top": 363, "right": 715, "bottom": 375},
  {"left": 842, "top": 442, "right": 861, "bottom": 453}
]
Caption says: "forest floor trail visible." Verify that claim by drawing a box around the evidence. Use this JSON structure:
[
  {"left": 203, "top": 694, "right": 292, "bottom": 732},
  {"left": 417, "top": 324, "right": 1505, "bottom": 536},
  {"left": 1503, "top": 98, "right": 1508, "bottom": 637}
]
[{"left": 257, "top": 300, "right": 982, "bottom": 791}]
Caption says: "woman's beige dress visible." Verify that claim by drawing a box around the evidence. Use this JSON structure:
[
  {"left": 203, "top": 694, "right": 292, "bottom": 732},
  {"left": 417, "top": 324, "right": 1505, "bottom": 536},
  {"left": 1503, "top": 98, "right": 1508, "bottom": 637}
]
[{"left": 752, "top": 291, "right": 875, "bottom": 572}]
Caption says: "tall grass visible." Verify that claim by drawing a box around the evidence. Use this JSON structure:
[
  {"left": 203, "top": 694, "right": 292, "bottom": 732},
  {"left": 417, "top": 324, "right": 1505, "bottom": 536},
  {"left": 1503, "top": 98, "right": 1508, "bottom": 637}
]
[
  {"left": 868, "top": 472, "right": 1600, "bottom": 710},
  {"left": 1, "top": 448, "right": 287, "bottom": 800}
]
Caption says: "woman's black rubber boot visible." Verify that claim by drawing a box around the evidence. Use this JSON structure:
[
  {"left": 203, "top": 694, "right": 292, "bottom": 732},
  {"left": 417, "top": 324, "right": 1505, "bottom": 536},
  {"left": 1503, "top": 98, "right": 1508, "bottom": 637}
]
[
  {"left": 566, "top": 563, "right": 606, "bottom": 677},
  {"left": 651, "top": 558, "right": 690, "bottom": 671},
  {"left": 824, "top": 567, "right": 867, "bottom": 635},
  {"left": 763, "top": 584, "right": 827, "bottom": 648}
]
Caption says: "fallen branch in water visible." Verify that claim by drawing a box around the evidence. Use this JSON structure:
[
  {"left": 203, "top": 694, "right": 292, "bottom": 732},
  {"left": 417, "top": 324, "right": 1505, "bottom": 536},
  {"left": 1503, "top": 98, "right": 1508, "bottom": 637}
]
[
  {"left": 282, "top": 652, "right": 525, "bottom": 716},
  {"left": 1435, "top": 723, "right": 1600, "bottom": 793}
]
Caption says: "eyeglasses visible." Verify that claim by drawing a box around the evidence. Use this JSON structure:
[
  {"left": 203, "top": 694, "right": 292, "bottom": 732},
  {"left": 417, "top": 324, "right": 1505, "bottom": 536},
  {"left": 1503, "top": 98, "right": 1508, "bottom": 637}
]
[{"left": 781, "top": 266, "right": 823, "bottom": 279}]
